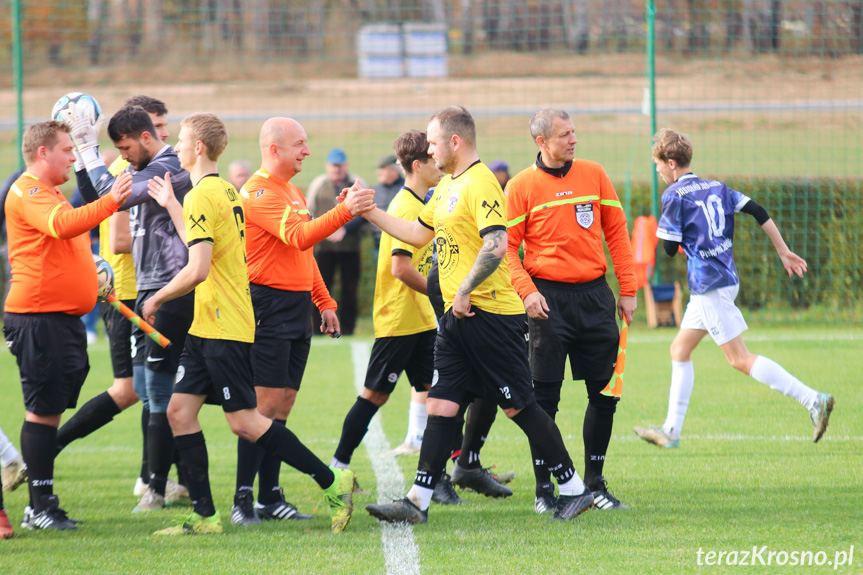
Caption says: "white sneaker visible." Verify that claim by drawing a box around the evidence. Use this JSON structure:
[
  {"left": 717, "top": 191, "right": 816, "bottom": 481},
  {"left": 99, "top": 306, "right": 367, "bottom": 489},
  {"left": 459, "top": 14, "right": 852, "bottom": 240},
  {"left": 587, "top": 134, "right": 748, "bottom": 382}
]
[
  {"left": 133, "top": 487, "right": 166, "bottom": 513},
  {"left": 383, "top": 441, "right": 421, "bottom": 457},
  {"left": 133, "top": 477, "right": 148, "bottom": 497},
  {"left": 2, "top": 455, "right": 27, "bottom": 492},
  {"left": 165, "top": 478, "right": 190, "bottom": 502}
]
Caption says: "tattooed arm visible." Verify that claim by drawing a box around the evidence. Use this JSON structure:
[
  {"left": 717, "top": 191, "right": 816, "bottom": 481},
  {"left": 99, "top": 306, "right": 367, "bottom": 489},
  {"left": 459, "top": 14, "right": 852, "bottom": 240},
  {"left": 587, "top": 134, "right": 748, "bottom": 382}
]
[{"left": 452, "top": 228, "right": 507, "bottom": 318}]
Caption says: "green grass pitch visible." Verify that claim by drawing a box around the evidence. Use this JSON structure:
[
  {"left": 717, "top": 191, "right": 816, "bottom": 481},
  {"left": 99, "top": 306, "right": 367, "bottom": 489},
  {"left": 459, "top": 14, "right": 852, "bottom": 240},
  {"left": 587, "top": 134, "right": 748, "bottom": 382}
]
[{"left": 0, "top": 324, "right": 860, "bottom": 574}]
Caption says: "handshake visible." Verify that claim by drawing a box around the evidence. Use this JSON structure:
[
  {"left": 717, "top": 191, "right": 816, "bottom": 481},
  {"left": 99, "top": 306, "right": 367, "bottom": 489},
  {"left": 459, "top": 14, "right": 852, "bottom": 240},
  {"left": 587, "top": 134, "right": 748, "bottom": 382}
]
[{"left": 337, "top": 180, "right": 378, "bottom": 218}]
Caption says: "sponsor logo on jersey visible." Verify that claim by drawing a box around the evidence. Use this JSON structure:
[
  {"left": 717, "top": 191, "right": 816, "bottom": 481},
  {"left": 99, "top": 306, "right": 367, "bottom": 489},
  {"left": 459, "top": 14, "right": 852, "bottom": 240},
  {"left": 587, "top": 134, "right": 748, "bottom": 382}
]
[
  {"left": 435, "top": 229, "right": 460, "bottom": 280},
  {"left": 555, "top": 190, "right": 573, "bottom": 197},
  {"left": 575, "top": 203, "right": 594, "bottom": 229},
  {"left": 28, "top": 187, "right": 38, "bottom": 196},
  {"left": 255, "top": 189, "right": 265, "bottom": 198}
]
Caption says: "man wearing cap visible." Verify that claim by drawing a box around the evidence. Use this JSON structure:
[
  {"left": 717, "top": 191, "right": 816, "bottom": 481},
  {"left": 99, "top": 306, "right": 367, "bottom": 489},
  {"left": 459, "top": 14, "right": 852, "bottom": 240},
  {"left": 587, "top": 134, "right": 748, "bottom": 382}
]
[
  {"left": 306, "top": 149, "right": 367, "bottom": 335},
  {"left": 488, "top": 160, "right": 510, "bottom": 191},
  {"left": 371, "top": 154, "right": 406, "bottom": 254}
]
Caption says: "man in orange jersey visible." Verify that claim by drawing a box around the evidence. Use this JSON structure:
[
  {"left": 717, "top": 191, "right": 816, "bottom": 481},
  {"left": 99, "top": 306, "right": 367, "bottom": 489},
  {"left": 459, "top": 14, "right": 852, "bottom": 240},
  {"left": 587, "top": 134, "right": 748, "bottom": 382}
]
[
  {"left": 505, "top": 108, "right": 637, "bottom": 513},
  {"left": 230, "top": 117, "right": 375, "bottom": 525},
  {"left": 3, "top": 121, "right": 132, "bottom": 530}
]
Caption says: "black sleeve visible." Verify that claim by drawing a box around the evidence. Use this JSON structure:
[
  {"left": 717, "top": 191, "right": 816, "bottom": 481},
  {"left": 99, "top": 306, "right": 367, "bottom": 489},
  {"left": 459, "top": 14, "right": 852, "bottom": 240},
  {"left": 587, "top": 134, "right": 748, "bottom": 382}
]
[
  {"left": 343, "top": 217, "right": 367, "bottom": 234},
  {"left": 740, "top": 199, "right": 770, "bottom": 225},
  {"left": 76, "top": 169, "right": 101, "bottom": 204},
  {"left": 663, "top": 239, "right": 680, "bottom": 257}
]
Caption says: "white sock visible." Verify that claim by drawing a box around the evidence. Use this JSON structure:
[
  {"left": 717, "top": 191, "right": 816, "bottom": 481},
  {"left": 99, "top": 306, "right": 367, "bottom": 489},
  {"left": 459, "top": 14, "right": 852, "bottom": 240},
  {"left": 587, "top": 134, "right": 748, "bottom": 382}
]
[
  {"left": 750, "top": 355, "right": 818, "bottom": 410},
  {"left": 329, "top": 458, "right": 349, "bottom": 470},
  {"left": 0, "top": 427, "right": 18, "bottom": 466},
  {"left": 663, "top": 360, "right": 694, "bottom": 440},
  {"left": 557, "top": 474, "right": 586, "bottom": 496},
  {"left": 406, "top": 484, "right": 434, "bottom": 511},
  {"left": 404, "top": 401, "right": 427, "bottom": 447}
]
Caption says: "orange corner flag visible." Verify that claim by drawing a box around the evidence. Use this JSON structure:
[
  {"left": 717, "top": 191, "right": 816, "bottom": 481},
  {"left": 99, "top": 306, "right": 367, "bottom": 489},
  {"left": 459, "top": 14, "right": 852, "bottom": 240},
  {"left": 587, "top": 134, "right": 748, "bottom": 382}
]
[{"left": 600, "top": 319, "right": 628, "bottom": 398}]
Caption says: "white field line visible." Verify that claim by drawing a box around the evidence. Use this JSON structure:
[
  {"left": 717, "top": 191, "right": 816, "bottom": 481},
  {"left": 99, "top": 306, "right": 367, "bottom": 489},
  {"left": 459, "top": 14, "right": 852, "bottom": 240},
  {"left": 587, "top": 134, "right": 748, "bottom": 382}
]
[
  {"left": 612, "top": 433, "right": 863, "bottom": 442},
  {"left": 351, "top": 341, "right": 421, "bottom": 575},
  {"left": 628, "top": 332, "right": 863, "bottom": 344}
]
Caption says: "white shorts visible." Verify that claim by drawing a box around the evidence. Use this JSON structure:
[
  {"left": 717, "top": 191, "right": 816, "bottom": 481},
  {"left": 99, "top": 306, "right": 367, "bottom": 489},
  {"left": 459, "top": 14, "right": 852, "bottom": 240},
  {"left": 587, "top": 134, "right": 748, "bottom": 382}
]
[{"left": 680, "top": 284, "right": 748, "bottom": 346}]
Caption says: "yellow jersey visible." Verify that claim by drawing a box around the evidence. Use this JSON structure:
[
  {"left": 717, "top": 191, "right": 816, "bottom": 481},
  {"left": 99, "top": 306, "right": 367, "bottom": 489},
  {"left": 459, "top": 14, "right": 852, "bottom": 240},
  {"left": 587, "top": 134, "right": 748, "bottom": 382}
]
[
  {"left": 97, "top": 156, "right": 137, "bottom": 300},
  {"left": 183, "top": 175, "right": 254, "bottom": 343},
  {"left": 418, "top": 162, "right": 524, "bottom": 316},
  {"left": 373, "top": 187, "right": 436, "bottom": 337}
]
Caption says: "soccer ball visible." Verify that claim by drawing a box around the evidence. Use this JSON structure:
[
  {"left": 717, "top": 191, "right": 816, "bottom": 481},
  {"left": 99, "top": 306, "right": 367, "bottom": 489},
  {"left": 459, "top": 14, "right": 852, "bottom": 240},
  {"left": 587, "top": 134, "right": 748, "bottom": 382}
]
[
  {"left": 52, "top": 92, "right": 102, "bottom": 126},
  {"left": 93, "top": 254, "right": 115, "bottom": 301}
]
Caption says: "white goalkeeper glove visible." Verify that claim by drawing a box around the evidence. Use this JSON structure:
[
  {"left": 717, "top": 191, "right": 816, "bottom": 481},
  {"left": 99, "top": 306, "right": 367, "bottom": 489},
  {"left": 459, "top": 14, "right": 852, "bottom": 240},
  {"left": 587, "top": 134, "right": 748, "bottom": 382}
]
[{"left": 58, "top": 103, "right": 106, "bottom": 173}]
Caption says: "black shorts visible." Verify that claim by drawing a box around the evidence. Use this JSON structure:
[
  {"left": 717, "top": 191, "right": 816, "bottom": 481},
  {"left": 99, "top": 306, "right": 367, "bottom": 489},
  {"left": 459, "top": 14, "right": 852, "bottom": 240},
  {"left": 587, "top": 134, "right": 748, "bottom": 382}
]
[
  {"left": 250, "top": 283, "right": 313, "bottom": 390},
  {"left": 3, "top": 312, "right": 90, "bottom": 415},
  {"left": 100, "top": 298, "right": 136, "bottom": 379},
  {"left": 432, "top": 307, "right": 533, "bottom": 410},
  {"left": 134, "top": 289, "right": 194, "bottom": 372},
  {"left": 528, "top": 276, "right": 619, "bottom": 383},
  {"left": 364, "top": 329, "right": 435, "bottom": 394},
  {"left": 426, "top": 261, "right": 445, "bottom": 321},
  {"left": 174, "top": 335, "right": 257, "bottom": 413}
]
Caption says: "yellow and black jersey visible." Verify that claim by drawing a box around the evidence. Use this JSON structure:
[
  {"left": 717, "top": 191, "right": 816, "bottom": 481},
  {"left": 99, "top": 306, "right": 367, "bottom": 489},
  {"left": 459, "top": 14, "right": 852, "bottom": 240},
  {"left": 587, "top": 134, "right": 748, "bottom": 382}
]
[
  {"left": 97, "top": 155, "right": 137, "bottom": 300},
  {"left": 418, "top": 162, "right": 523, "bottom": 315},
  {"left": 184, "top": 175, "right": 254, "bottom": 343},
  {"left": 373, "top": 187, "right": 436, "bottom": 338}
]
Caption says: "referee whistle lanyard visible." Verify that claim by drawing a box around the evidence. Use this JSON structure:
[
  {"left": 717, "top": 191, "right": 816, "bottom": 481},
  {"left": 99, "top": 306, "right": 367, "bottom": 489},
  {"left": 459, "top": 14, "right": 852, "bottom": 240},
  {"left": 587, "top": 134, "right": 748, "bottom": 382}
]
[{"left": 600, "top": 319, "right": 628, "bottom": 398}]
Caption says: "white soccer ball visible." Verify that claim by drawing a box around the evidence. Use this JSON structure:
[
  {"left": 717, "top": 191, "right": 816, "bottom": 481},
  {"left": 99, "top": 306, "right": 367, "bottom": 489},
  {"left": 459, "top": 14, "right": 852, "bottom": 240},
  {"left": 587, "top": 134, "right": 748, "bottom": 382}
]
[
  {"left": 93, "top": 254, "right": 115, "bottom": 301},
  {"left": 52, "top": 92, "right": 102, "bottom": 126}
]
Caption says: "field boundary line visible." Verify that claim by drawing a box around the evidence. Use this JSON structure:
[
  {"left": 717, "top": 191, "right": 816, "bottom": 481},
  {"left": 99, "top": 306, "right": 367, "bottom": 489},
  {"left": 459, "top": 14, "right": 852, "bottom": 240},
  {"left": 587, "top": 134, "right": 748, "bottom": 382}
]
[{"left": 351, "top": 341, "right": 421, "bottom": 575}]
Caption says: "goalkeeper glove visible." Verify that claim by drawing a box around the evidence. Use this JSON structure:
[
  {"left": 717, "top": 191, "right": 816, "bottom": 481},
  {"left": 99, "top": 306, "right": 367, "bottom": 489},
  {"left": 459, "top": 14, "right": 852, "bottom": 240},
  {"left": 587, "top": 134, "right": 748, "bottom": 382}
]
[{"left": 58, "top": 103, "right": 106, "bottom": 174}]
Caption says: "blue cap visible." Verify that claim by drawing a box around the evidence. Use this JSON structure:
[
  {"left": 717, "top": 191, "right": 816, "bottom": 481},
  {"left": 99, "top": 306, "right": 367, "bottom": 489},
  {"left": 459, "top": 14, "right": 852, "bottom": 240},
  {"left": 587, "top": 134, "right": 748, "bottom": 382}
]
[
  {"left": 487, "top": 159, "right": 509, "bottom": 173},
  {"left": 327, "top": 148, "right": 347, "bottom": 165}
]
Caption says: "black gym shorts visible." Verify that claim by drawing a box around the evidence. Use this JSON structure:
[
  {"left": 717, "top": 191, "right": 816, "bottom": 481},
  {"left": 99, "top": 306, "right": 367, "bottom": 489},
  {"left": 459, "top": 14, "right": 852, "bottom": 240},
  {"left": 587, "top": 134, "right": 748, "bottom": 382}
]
[
  {"left": 528, "top": 276, "right": 619, "bottom": 383},
  {"left": 174, "top": 335, "right": 257, "bottom": 413},
  {"left": 134, "top": 289, "right": 194, "bottom": 372},
  {"left": 431, "top": 307, "right": 533, "bottom": 410},
  {"left": 100, "top": 298, "right": 136, "bottom": 379},
  {"left": 250, "top": 283, "right": 313, "bottom": 390},
  {"left": 3, "top": 312, "right": 90, "bottom": 415},
  {"left": 364, "top": 329, "right": 435, "bottom": 394}
]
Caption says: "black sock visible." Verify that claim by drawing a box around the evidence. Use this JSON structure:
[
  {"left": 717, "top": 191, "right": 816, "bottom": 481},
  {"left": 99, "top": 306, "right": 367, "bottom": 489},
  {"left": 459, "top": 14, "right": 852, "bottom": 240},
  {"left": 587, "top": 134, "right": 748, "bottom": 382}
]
[
  {"left": 414, "top": 415, "right": 458, "bottom": 491},
  {"left": 140, "top": 407, "right": 150, "bottom": 483},
  {"left": 236, "top": 436, "right": 264, "bottom": 493},
  {"left": 257, "top": 419, "right": 285, "bottom": 504},
  {"left": 449, "top": 403, "right": 467, "bottom": 464},
  {"left": 174, "top": 431, "right": 215, "bottom": 517},
  {"left": 21, "top": 421, "right": 57, "bottom": 512},
  {"left": 529, "top": 380, "right": 562, "bottom": 489},
  {"left": 458, "top": 398, "right": 497, "bottom": 470},
  {"left": 512, "top": 402, "right": 576, "bottom": 485},
  {"left": 333, "top": 397, "right": 379, "bottom": 465},
  {"left": 256, "top": 422, "right": 333, "bottom": 489},
  {"left": 583, "top": 392, "right": 617, "bottom": 486},
  {"left": 174, "top": 447, "right": 188, "bottom": 487},
  {"left": 147, "top": 412, "right": 175, "bottom": 495},
  {"left": 56, "top": 391, "right": 121, "bottom": 454}
]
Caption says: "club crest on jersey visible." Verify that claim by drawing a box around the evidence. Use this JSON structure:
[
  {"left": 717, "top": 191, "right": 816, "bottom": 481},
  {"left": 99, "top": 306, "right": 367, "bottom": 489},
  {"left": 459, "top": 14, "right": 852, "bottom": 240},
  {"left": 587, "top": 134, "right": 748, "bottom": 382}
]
[
  {"left": 575, "top": 203, "right": 594, "bottom": 229},
  {"left": 448, "top": 195, "right": 459, "bottom": 213}
]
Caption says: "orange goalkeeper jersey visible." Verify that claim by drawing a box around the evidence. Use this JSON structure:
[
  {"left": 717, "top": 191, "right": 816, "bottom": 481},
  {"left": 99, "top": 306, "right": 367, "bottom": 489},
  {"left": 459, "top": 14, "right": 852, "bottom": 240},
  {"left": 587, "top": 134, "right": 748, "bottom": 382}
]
[
  {"left": 505, "top": 159, "right": 637, "bottom": 299},
  {"left": 5, "top": 172, "right": 122, "bottom": 315},
  {"left": 240, "top": 168, "right": 352, "bottom": 311}
]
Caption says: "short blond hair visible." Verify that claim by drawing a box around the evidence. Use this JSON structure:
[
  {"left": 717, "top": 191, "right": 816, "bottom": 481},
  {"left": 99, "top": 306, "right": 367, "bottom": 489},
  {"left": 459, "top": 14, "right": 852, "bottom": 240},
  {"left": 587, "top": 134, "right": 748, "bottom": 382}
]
[
  {"left": 652, "top": 128, "right": 693, "bottom": 167},
  {"left": 22, "top": 121, "right": 70, "bottom": 165},
  {"left": 181, "top": 113, "right": 228, "bottom": 161},
  {"left": 429, "top": 106, "right": 476, "bottom": 147}
]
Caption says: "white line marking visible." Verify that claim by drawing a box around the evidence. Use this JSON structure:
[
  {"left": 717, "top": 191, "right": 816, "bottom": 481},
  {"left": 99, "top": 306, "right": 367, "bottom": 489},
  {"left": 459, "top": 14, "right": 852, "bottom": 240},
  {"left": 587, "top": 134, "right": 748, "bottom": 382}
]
[
  {"left": 612, "top": 433, "right": 863, "bottom": 442},
  {"left": 627, "top": 332, "right": 863, "bottom": 344},
  {"left": 351, "top": 341, "right": 421, "bottom": 575}
]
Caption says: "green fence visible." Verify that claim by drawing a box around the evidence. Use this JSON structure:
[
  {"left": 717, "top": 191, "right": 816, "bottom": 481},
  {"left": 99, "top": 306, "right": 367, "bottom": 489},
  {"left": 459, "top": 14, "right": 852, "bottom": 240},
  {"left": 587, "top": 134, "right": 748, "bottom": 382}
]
[{"left": 1, "top": 0, "right": 861, "bottom": 326}]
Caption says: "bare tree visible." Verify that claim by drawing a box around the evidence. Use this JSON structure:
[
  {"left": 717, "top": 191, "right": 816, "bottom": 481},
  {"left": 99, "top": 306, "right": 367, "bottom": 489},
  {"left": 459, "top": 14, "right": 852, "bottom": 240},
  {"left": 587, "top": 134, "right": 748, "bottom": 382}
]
[
  {"left": 142, "top": 0, "right": 163, "bottom": 54},
  {"left": 87, "top": 0, "right": 105, "bottom": 64},
  {"left": 461, "top": 0, "right": 475, "bottom": 54},
  {"left": 850, "top": 0, "right": 863, "bottom": 54}
]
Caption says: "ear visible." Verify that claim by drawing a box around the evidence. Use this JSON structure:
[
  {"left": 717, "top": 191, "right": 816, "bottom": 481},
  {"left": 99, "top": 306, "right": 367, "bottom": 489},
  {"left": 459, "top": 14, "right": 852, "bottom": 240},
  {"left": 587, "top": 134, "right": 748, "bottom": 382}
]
[
  {"left": 451, "top": 133, "right": 461, "bottom": 151},
  {"left": 535, "top": 135, "right": 545, "bottom": 149},
  {"left": 195, "top": 140, "right": 205, "bottom": 157},
  {"left": 667, "top": 158, "right": 678, "bottom": 171}
]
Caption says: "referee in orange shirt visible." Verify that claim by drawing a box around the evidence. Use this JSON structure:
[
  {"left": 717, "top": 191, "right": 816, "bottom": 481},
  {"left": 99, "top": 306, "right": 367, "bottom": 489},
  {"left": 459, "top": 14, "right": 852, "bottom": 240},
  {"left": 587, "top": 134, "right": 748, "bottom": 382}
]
[
  {"left": 231, "top": 118, "right": 374, "bottom": 524},
  {"left": 506, "top": 108, "right": 637, "bottom": 512},
  {"left": 4, "top": 121, "right": 131, "bottom": 530}
]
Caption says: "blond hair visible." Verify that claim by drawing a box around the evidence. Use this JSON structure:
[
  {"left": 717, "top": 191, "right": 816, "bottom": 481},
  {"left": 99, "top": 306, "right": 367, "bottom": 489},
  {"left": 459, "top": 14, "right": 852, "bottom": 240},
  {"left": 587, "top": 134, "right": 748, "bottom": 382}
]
[
  {"left": 22, "top": 121, "right": 70, "bottom": 165},
  {"left": 652, "top": 128, "right": 693, "bottom": 167},
  {"left": 181, "top": 113, "right": 228, "bottom": 161}
]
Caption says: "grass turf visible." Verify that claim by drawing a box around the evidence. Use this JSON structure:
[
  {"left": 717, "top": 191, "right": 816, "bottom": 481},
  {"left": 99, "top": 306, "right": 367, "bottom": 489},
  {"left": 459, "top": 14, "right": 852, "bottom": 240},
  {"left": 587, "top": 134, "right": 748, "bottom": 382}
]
[{"left": 0, "top": 324, "right": 860, "bottom": 574}]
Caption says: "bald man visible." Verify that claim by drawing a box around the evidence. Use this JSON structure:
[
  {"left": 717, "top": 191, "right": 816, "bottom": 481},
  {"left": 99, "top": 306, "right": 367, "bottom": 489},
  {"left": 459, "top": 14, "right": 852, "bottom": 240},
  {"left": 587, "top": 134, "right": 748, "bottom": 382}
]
[{"left": 231, "top": 118, "right": 374, "bottom": 526}]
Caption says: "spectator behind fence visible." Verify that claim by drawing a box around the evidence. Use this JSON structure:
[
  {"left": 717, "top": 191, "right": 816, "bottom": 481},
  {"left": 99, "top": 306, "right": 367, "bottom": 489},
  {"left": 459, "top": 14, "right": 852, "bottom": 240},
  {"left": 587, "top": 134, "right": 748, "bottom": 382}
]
[{"left": 305, "top": 149, "right": 367, "bottom": 336}]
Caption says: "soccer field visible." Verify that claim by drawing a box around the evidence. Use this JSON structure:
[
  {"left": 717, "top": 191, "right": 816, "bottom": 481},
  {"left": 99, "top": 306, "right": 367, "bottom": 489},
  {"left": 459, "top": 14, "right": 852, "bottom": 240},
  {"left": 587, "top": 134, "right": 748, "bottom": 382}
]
[{"left": 1, "top": 324, "right": 860, "bottom": 574}]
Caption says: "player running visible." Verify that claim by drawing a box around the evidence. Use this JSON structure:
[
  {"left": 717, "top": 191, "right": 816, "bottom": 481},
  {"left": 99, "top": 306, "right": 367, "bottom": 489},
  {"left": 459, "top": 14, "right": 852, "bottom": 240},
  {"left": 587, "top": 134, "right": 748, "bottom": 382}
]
[{"left": 634, "top": 128, "right": 834, "bottom": 448}]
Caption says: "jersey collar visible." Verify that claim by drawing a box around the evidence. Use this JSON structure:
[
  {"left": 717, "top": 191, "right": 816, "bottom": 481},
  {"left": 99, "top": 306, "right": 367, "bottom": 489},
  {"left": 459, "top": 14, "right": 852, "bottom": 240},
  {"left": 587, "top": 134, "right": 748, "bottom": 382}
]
[
  {"left": 535, "top": 152, "right": 572, "bottom": 178},
  {"left": 674, "top": 172, "right": 697, "bottom": 183}
]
